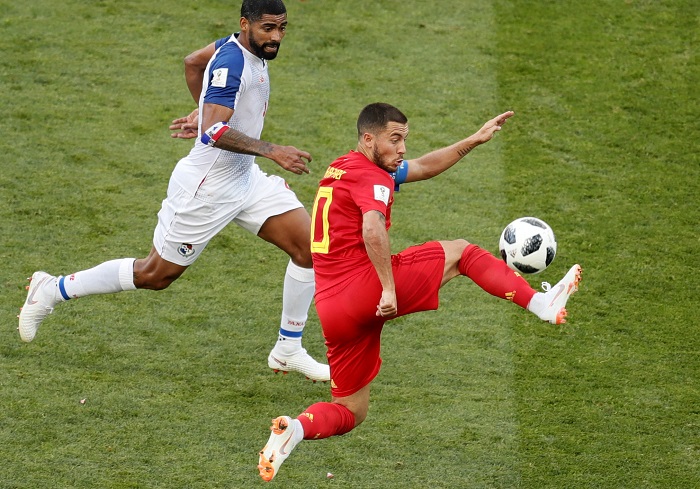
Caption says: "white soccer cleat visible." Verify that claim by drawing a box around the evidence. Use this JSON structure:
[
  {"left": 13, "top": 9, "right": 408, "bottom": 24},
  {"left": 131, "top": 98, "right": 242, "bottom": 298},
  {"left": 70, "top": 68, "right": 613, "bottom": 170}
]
[
  {"left": 258, "top": 416, "right": 300, "bottom": 482},
  {"left": 267, "top": 348, "right": 330, "bottom": 382},
  {"left": 18, "top": 271, "right": 59, "bottom": 342},
  {"left": 538, "top": 264, "right": 582, "bottom": 324}
]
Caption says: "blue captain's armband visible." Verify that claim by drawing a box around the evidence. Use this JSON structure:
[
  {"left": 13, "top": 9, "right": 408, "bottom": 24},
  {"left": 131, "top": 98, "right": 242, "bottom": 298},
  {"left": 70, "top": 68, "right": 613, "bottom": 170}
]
[{"left": 389, "top": 160, "right": 409, "bottom": 190}]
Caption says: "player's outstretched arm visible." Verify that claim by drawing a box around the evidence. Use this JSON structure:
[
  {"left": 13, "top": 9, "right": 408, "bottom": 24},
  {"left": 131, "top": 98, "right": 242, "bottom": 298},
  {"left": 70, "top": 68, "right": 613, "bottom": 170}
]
[{"left": 404, "top": 111, "right": 514, "bottom": 183}]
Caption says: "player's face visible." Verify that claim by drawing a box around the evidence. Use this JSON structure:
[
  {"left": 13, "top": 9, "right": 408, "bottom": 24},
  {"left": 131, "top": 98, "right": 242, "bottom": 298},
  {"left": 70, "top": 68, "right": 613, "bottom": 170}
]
[
  {"left": 370, "top": 122, "right": 409, "bottom": 173},
  {"left": 242, "top": 14, "right": 287, "bottom": 60}
]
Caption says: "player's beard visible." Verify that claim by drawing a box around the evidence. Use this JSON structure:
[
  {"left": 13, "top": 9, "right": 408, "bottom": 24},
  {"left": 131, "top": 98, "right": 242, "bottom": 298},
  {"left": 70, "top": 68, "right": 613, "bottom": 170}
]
[
  {"left": 372, "top": 147, "right": 401, "bottom": 173},
  {"left": 248, "top": 34, "right": 281, "bottom": 60}
]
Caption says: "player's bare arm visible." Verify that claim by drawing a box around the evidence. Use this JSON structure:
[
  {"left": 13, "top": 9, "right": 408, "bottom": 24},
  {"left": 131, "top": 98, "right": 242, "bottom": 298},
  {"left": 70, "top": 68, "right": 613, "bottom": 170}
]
[
  {"left": 201, "top": 102, "right": 311, "bottom": 174},
  {"left": 404, "top": 110, "right": 515, "bottom": 183},
  {"left": 362, "top": 210, "right": 397, "bottom": 317},
  {"left": 169, "top": 42, "right": 218, "bottom": 139},
  {"left": 184, "top": 42, "right": 217, "bottom": 103}
]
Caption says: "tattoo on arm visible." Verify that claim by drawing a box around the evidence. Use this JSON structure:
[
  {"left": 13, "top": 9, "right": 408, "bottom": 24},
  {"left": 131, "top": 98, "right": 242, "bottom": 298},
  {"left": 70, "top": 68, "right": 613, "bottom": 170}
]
[
  {"left": 457, "top": 146, "right": 473, "bottom": 158},
  {"left": 372, "top": 210, "right": 386, "bottom": 224},
  {"left": 216, "top": 128, "right": 273, "bottom": 157}
]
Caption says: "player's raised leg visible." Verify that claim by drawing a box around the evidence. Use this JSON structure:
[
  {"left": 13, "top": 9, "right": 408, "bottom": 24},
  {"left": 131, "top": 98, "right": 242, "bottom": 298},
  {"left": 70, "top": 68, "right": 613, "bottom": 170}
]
[
  {"left": 257, "top": 208, "right": 330, "bottom": 382},
  {"left": 444, "top": 241, "right": 582, "bottom": 324}
]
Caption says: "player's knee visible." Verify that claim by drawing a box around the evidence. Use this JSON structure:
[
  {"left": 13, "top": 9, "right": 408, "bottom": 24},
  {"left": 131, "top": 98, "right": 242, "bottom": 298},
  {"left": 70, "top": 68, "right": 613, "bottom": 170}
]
[
  {"left": 440, "top": 239, "right": 470, "bottom": 261},
  {"left": 290, "top": 245, "right": 313, "bottom": 268},
  {"left": 438, "top": 239, "right": 472, "bottom": 284}
]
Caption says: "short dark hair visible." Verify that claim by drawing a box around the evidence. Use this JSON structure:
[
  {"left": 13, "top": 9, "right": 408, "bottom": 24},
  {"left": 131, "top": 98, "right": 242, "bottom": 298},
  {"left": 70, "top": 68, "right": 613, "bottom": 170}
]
[
  {"left": 241, "top": 0, "right": 287, "bottom": 23},
  {"left": 357, "top": 103, "right": 408, "bottom": 138}
]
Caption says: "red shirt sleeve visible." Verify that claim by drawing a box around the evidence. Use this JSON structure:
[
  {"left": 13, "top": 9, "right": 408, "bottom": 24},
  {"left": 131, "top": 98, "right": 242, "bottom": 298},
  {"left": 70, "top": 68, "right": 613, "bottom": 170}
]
[{"left": 350, "top": 168, "right": 393, "bottom": 219}]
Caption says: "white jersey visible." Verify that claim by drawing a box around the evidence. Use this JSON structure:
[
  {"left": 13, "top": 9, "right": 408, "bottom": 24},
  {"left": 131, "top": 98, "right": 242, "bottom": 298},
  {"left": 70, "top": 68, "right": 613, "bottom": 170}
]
[{"left": 171, "top": 34, "right": 270, "bottom": 203}]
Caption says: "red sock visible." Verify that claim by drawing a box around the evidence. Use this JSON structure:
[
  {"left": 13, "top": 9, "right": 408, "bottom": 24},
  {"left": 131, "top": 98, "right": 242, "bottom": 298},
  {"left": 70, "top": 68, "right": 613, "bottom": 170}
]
[
  {"left": 297, "top": 402, "right": 356, "bottom": 440},
  {"left": 458, "top": 244, "right": 536, "bottom": 309}
]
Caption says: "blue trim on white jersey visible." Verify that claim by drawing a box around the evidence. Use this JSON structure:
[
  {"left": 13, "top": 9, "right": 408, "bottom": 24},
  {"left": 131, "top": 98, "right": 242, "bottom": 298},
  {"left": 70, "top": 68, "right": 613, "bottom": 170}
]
[
  {"left": 203, "top": 41, "right": 244, "bottom": 110},
  {"left": 214, "top": 35, "right": 231, "bottom": 50},
  {"left": 389, "top": 160, "right": 409, "bottom": 190}
]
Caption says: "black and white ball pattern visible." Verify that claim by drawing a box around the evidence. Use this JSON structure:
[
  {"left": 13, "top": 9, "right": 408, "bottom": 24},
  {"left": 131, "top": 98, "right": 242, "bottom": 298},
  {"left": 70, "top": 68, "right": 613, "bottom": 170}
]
[{"left": 499, "top": 217, "right": 557, "bottom": 274}]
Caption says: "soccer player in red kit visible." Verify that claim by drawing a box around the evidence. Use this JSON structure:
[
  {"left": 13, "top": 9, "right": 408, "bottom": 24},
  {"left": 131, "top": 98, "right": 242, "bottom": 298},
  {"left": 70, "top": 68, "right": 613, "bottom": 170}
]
[{"left": 257, "top": 103, "right": 582, "bottom": 482}]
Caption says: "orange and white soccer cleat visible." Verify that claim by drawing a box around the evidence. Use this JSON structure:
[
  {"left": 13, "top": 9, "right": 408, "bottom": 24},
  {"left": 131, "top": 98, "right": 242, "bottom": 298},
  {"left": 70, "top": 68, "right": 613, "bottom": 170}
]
[
  {"left": 258, "top": 416, "right": 301, "bottom": 482},
  {"left": 538, "top": 264, "right": 582, "bottom": 324}
]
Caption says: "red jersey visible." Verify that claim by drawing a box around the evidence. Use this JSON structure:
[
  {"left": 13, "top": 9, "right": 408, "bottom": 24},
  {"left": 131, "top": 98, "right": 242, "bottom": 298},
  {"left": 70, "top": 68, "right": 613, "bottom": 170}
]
[{"left": 311, "top": 151, "right": 394, "bottom": 301}]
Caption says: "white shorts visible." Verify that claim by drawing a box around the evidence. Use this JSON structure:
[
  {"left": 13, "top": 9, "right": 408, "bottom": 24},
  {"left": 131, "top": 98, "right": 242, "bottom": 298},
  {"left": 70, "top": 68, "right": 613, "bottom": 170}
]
[{"left": 153, "top": 168, "right": 303, "bottom": 266}]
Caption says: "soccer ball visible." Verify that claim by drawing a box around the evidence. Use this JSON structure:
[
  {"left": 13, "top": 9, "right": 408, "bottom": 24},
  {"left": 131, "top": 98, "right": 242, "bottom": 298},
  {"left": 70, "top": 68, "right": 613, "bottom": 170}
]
[{"left": 499, "top": 217, "right": 557, "bottom": 274}]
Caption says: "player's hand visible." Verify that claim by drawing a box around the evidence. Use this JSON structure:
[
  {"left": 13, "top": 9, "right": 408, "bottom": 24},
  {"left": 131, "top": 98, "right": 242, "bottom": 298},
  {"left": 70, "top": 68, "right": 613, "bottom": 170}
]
[
  {"left": 170, "top": 108, "right": 199, "bottom": 139},
  {"left": 272, "top": 145, "right": 313, "bottom": 175},
  {"left": 474, "top": 111, "right": 515, "bottom": 144},
  {"left": 376, "top": 289, "right": 398, "bottom": 317}
]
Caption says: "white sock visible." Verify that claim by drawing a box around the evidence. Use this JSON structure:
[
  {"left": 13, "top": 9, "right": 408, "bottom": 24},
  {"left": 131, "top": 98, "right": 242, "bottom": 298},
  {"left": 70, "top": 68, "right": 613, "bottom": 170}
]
[
  {"left": 272, "top": 261, "right": 315, "bottom": 355},
  {"left": 57, "top": 258, "right": 137, "bottom": 300},
  {"left": 290, "top": 418, "right": 305, "bottom": 445},
  {"left": 526, "top": 292, "right": 546, "bottom": 316}
]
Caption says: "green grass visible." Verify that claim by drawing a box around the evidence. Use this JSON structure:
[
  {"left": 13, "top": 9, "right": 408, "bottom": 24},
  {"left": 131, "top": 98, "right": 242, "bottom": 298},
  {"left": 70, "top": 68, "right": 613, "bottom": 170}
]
[
  {"left": 1, "top": 0, "right": 698, "bottom": 487},
  {"left": 496, "top": 2, "right": 699, "bottom": 487}
]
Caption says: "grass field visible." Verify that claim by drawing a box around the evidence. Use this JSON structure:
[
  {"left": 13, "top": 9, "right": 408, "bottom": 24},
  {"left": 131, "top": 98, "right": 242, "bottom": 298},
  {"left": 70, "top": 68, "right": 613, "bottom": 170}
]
[{"left": 1, "top": 0, "right": 698, "bottom": 487}]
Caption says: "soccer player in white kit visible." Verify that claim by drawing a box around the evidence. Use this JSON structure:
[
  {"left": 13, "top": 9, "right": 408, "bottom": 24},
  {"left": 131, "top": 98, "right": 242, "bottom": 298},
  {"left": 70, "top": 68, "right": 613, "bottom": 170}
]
[{"left": 18, "top": 0, "right": 329, "bottom": 382}]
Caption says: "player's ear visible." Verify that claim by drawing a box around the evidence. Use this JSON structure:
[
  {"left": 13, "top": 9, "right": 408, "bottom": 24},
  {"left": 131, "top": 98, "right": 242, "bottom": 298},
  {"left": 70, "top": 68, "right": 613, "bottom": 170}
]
[
  {"left": 240, "top": 17, "right": 249, "bottom": 32},
  {"left": 361, "top": 132, "right": 374, "bottom": 148}
]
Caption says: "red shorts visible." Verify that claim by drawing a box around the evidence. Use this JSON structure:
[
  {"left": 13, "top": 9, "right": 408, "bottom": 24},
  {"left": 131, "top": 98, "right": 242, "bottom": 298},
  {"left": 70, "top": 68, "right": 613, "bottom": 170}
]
[{"left": 315, "top": 241, "right": 445, "bottom": 398}]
